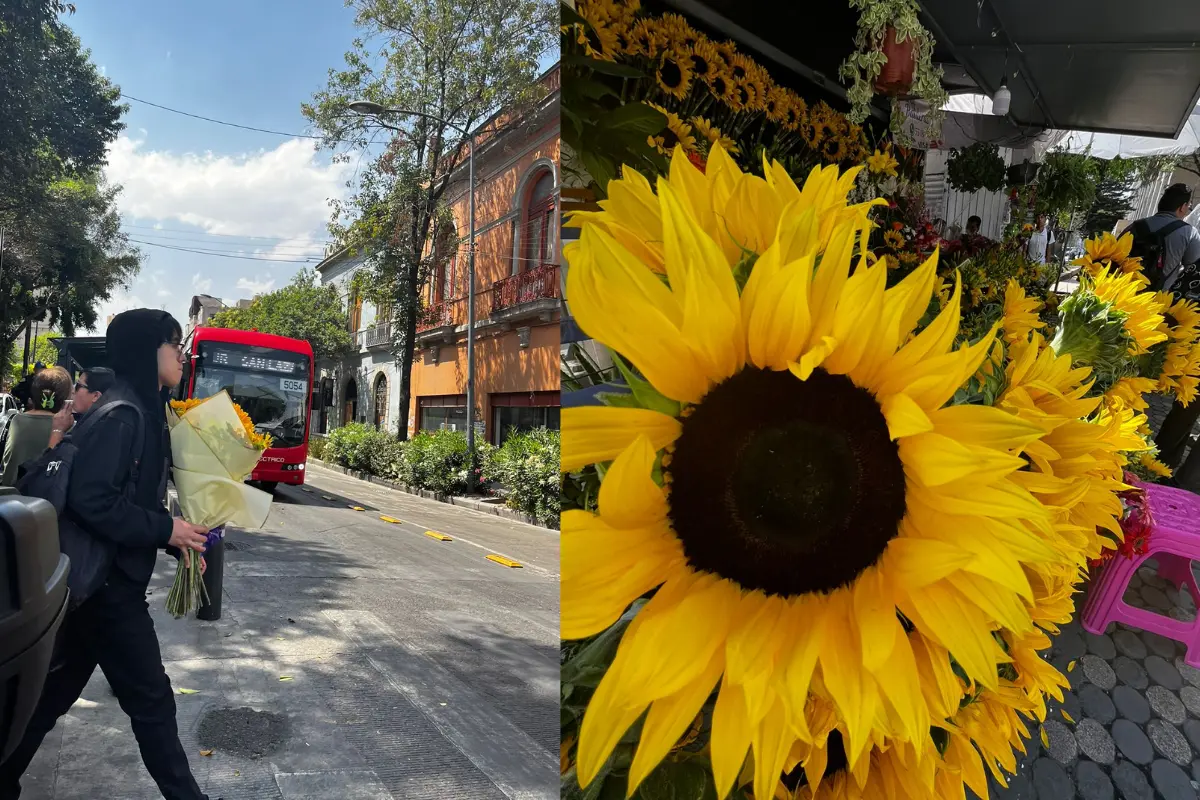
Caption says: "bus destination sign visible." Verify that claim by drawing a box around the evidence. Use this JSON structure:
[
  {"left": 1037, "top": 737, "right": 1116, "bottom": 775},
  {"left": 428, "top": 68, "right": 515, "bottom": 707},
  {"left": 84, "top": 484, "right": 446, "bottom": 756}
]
[{"left": 208, "top": 347, "right": 305, "bottom": 375}]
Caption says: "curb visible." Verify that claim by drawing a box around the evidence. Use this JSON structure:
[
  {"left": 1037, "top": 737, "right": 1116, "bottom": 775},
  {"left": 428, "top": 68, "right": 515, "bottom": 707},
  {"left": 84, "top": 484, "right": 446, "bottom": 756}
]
[{"left": 305, "top": 457, "right": 559, "bottom": 532}]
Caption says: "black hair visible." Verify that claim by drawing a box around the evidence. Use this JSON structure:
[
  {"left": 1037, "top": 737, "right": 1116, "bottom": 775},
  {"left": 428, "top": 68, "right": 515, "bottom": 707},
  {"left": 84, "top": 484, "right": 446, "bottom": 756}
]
[
  {"left": 81, "top": 367, "right": 116, "bottom": 394},
  {"left": 967, "top": 215, "right": 982, "bottom": 228},
  {"left": 160, "top": 314, "right": 183, "bottom": 346},
  {"left": 1159, "top": 183, "right": 1194, "bottom": 214}
]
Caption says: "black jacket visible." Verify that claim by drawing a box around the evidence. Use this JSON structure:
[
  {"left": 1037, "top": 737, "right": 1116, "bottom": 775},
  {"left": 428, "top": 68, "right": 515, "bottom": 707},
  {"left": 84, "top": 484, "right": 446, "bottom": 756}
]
[{"left": 65, "top": 311, "right": 175, "bottom": 587}]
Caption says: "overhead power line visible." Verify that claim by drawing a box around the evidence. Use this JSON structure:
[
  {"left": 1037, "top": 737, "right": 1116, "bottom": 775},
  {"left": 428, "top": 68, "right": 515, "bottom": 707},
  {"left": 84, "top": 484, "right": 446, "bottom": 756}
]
[
  {"left": 127, "top": 238, "right": 322, "bottom": 263},
  {"left": 119, "top": 93, "right": 323, "bottom": 140},
  {"left": 120, "top": 223, "right": 332, "bottom": 242}
]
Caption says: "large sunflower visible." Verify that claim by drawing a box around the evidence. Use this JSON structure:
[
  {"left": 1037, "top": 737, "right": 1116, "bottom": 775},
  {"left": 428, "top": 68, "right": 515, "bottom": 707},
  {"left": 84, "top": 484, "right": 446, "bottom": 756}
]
[
  {"left": 563, "top": 145, "right": 1068, "bottom": 799},
  {"left": 656, "top": 44, "right": 694, "bottom": 100},
  {"left": 1001, "top": 279, "right": 1044, "bottom": 346}
]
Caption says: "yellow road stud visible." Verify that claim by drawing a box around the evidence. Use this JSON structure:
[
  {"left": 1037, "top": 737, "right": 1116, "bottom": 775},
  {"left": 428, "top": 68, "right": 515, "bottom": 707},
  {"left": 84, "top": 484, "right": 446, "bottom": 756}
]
[
  {"left": 486, "top": 554, "right": 523, "bottom": 568},
  {"left": 424, "top": 530, "right": 452, "bottom": 541}
]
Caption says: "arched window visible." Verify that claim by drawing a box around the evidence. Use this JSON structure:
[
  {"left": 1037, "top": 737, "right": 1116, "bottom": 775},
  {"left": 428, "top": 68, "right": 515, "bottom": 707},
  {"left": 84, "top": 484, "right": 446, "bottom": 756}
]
[
  {"left": 432, "top": 221, "right": 458, "bottom": 303},
  {"left": 373, "top": 373, "right": 388, "bottom": 429},
  {"left": 522, "top": 170, "right": 556, "bottom": 272}
]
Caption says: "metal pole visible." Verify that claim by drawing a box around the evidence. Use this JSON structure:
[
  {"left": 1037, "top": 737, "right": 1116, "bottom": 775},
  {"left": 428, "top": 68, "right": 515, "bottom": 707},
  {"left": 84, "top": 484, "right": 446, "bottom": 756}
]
[{"left": 465, "top": 133, "right": 477, "bottom": 493}]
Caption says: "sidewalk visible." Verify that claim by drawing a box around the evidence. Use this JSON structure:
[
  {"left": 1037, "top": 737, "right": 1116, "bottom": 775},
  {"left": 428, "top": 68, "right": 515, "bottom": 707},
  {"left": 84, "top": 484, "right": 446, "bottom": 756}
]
[{"left": 18, "top": 470, "right": 559, "bottom": 800}]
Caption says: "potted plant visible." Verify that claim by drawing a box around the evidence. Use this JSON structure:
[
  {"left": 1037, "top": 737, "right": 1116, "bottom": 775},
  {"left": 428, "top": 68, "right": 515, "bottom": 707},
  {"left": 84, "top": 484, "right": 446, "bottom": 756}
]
[
  {"left": 946, "top": 142, "right": 1007, "bottom": 193},
  {"left": 840, "top": 0, "right": 948, "bottom": 142}
]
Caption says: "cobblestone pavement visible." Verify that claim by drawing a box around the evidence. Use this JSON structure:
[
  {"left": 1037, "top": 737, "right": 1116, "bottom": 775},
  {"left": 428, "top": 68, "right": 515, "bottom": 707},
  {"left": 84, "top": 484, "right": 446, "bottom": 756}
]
[
  {"left": 981, "top": 562, "right": 1200, "bottom": 799},
  {"left": 978, "top": 396, "right": 1200, "bottom": 799}
]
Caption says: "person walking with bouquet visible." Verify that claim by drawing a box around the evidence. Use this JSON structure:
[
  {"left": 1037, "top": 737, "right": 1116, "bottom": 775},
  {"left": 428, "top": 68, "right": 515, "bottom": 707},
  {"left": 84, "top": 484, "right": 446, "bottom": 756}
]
[{"left": 0, "top": 310, "right": 216, "bottom": 800}]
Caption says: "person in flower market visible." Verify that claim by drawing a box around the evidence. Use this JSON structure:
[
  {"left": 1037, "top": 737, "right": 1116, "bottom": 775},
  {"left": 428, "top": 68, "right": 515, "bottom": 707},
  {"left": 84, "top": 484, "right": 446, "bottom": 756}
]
[
  {"left": 1122, "top": 181, "right": 1200, "bottom": 294},
  {"left": 10, "top": 362, "right": 45, "bottom": 411},
  {"left": 1025, "top": 212, "right": 1055, "bottom": 264},
  {"left": 0, "top": 310, "right": 215, "bottom": 800},
  {"left": 964, "top": 214, "right": 981, "bottom": 236}
]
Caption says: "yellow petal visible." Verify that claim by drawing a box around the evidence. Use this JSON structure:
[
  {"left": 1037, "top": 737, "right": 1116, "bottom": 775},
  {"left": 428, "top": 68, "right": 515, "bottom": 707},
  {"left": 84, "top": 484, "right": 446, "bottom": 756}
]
[
  {"left": 788, "top": 336, "right": 837, "bottom": 381},
  {"left": 577, "top": 660, "right": 651, "bottom": 786},
  {"left": 880, "top": 393, "right": 933, "bottom": 440},
  {"left": 561, "top": 407, "right": 680, "bottom": 473},
  {"left": 598, "top": 436, "right": 668, "bottom": 528},
  {"left": 752, "top": 700, "right": 794, "bottom": 800},
  {"left": 780, "top": 594, "right": 828, "bottom": 741},
  {"left": 852, "top": 566, "right": 896, "bottom": 671},
  {"left": 902, "top": 581, "right": 998, "bottom": 689},
  {"left": 900, "top": 432, "right": 1026, "bottom": 487},
  {"left": 874, "top": 622, "right": 929, "bottom": 744},
  {"left": 627, "top": 653, "right": 725, "bottom": 794},
  {"left": 711, "top": 681, "right": 753, "bottom": 799},
  {"left": 927, "top": 404, "right": 1048, "bottom": 452}
]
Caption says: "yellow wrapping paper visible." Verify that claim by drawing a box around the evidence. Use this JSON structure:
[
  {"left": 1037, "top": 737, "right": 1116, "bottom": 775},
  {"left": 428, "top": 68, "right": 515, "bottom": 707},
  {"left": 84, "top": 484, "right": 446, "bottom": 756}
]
[{"left": 168, "top": 391, "right": 272, "bottom": 530}]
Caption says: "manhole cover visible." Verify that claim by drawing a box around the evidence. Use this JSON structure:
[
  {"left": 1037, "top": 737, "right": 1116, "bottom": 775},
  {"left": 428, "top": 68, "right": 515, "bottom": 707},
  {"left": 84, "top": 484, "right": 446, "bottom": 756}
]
[{"left": 198, "top": 707, "right": 288, "bottom": 759}]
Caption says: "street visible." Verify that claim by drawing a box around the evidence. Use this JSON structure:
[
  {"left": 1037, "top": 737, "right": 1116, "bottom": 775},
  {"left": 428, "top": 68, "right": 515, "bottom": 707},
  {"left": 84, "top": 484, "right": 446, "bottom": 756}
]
[{"left": 19, "top": 463, "right": 560, "bottom": 800}]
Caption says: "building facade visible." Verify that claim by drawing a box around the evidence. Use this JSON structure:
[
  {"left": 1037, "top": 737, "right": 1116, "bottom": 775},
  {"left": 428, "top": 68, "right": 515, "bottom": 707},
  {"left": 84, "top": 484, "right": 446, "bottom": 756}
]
[
  {"left": 312, "top": 65, "right": 561, "bottom": 446},
  {"left": 411, "top": 65, "right": 561, "bottom": 444}
]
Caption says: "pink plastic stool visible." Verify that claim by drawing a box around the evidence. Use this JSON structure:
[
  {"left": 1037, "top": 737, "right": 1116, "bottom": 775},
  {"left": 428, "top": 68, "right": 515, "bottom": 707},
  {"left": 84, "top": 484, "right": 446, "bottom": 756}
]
[{"left": 1081, "top": 482, "right": 1200, "bottom": 667}]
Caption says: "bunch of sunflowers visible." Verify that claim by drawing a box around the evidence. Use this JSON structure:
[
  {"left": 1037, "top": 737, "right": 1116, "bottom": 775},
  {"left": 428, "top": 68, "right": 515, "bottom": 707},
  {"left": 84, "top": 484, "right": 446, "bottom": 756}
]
[
  {"left": 568, "top": 0, "right": 870, "bottom": 172},
  {"left": 560, "top": 144, "right": 1171, "bottom": 799}
]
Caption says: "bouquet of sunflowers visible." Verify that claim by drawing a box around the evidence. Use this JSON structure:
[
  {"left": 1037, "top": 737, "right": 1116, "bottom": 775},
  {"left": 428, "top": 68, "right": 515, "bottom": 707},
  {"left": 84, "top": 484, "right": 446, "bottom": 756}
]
[
  {"left": 560, "top": 144, "right": 1173, "bottom": 800},
  {"left": 165, "top": 392, "right": 273, "bottom": 618}
]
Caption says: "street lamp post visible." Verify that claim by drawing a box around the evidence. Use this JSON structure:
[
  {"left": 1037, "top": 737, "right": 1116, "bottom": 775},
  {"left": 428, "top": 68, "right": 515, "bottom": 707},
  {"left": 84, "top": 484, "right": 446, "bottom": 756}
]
[{"left": 349, "top": 100, "right": 479, "bottom": 490}]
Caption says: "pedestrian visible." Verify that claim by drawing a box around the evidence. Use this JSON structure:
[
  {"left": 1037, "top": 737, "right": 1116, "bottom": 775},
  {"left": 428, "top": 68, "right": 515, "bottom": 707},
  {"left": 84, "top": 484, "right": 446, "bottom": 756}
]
[
  {"left": 1122, "top": 182, "right": 1200, "bottom": 294},
  {"left": 0, "top": 310, "right": 215, "bottom": 800},
  {"left": 0, "top": 366, "right": 71, "bottom": 487},
  {"left": 964, "top": 215, "right": 982, "bottom": 236},
  {"left": 1026, "top": 213, "right": 1055, "bottom": 264},
  {"left": 46, "top": 367, "right": 116, "bottom": 450}
]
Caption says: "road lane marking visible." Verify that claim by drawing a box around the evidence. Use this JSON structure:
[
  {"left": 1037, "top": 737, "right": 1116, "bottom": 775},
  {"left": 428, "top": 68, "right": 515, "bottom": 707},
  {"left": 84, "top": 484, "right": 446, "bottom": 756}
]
[
  {"left": 350, "top": 505, "right": 366, "bottom": 511},
  {"left": 424, "top": 530, "right": 453, "bottom": 541},
  {"left": 486, "top": 554, "right": 523, "bottom": 568}
]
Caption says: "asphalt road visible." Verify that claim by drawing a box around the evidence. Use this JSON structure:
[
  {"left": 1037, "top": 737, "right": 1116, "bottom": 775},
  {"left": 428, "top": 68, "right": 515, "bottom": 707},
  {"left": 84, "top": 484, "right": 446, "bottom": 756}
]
[{"left": 20, "top": 463, "right": 560, "bottom": 800}]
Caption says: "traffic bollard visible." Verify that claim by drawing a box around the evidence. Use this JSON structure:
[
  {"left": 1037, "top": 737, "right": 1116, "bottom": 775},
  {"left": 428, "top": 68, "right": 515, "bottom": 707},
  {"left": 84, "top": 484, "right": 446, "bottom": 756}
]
[{"left": 197, "top": 528, "right": 224, "bottom": 621}]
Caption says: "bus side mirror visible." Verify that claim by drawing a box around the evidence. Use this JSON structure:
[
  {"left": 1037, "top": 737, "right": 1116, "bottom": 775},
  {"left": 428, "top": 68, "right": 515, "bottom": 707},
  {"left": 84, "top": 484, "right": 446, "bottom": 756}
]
[{"left": 0, "top": 496, "right": 68, "bottom": 765}]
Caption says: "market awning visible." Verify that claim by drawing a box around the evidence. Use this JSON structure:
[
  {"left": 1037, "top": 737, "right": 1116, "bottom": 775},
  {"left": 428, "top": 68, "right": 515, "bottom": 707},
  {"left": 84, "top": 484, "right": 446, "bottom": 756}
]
[
  {"left": 920, "top": 0, "right": 1200, "bottom": 137},
  {"left": 50, "top": 336, "right": 107, "bottom": 377}
]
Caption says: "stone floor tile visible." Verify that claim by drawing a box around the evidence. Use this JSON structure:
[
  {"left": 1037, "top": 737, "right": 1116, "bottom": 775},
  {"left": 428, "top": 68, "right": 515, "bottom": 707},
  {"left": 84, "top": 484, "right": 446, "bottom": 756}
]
[
  {"left": 1115, "top": 655, "right": 1150, "bottom": 690},
  {"left": 1147, "top": 719, "right": 1194, "bottom": 766},
  {"left": 1031, "top": 758, "right": 1072, "bottom": 800},
  {"left": 1178, "top": 657, "right": 1200, "bottom": 689},
  {"left": 1180, "top": 685, "right": 1200, "bottom": 717},
  {"left": 1114, "top": 684, "right": 1152, "bottom": 724},
  {"left": 1149, "top": 758, "right": 1197, "bottom": 799},
  {"left": 1144, "top": 631, "right": 1181, "bottom": 660},
  {"left": 1079, "top": 683, "right": 1117, "bottom": 725},
  {"left": 1085, "top": 631, "right": 1117, "bottom": 660},
  {"left": 1183, "top": 719, "right": 1200, "bottom": 752},
  {"left": 1148, "top": 685, "right": 1188, "bottom": 724},
  {"left": 1082, "top": 654, "right": 1117, "bottom": 690},
  {"left": 1042, "top": 720, "right": 1077, "bottom": 765},
  {"left": 1147, "top": 655, "right": 1185, "bottom": 690},
  {"left": 1111, "top": 759, "right": 1155, "bottom": 800},
  {"left": 1075, "top": 717, "right": 1116, "bottom": 764},
  {"left": 1114, "top": 630, "right": 1149, "bottom": 659},
  {"left": 1075, "top": 760, "right": 1114, "bottom": 800},
  {"left": 1113, "top": 719, "right": 1155, "bottom": 764}
]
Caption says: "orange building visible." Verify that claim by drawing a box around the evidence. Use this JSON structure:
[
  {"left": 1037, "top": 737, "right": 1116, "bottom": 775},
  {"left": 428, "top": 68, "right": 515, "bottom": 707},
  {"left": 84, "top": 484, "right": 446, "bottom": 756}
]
[{"left": 409, "top": 65, "right": 561, "bottom": 444}]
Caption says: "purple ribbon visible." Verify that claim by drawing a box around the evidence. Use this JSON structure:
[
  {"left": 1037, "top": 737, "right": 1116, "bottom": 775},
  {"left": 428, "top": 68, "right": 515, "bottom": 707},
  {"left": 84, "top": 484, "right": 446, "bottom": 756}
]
[{"left": 204, "top": 526, "right": 224, "bottom": 553}]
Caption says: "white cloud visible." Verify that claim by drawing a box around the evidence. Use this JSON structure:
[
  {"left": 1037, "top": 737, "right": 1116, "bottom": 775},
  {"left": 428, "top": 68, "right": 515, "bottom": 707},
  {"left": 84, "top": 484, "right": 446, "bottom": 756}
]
[
  {"left": 93, "top": 290, "right": 145, "bottom": 332},
  {"left": 192, "top": 273, "right": 212, "bottom": 294},
  {"left": 236, "top": 276, "right": 276, "bottom": 296},
  {"left": 105, "top": 135, "right": 349, "bottom": 239}
]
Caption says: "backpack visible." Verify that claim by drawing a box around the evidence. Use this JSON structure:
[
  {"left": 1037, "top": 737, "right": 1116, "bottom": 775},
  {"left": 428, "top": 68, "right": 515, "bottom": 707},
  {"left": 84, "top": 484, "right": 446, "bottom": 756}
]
[
  {"left": 17, "top": 401, "right": 145, "bottom": 610},
  {"left": 1128, "top": 218, "right": 1190, "bottom": 292}
]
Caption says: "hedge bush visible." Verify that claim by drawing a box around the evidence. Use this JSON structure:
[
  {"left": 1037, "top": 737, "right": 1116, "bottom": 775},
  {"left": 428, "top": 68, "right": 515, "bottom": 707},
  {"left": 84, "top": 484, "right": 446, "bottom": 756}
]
[
  {"left": 393, "top": 429, "right": 491, "bottom": 497},
  {"left": 323, "top": 423, "right": 400, "bottom": 475},
  {"left": 308, "top": 435, "right": 328, "bottom": 461},
  {"left": 483, "top": 427, "right": 560, "bottom": 528}
]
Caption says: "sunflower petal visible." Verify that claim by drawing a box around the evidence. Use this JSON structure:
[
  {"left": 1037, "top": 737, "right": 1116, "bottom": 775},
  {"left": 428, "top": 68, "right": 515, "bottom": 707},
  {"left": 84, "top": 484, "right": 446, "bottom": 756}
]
[
  {"left": 711, "top": 681, "right": 753, "bottom": 799},
  {"left": 561, "top": 407, "right": 680, "bottom": 473},
  {"left": 598, "top": 436, "right": 668, "bottom": 528},
  {"left": 880, "top": 392, "right": 934, "bottom": 440}
]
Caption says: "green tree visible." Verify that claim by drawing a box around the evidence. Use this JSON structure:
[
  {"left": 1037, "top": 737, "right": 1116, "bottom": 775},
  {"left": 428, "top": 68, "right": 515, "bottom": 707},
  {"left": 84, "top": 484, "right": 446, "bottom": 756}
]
[
  {"left": 303, "top": 0, "right": 556, "bottom": 440},
  {"left": 207, "top": 269, "right": 354, "bottom": 362},
  {"left": 0, "top": 1, "right": 124, "bottom": 215},
  {"left": 9, "top": 333, "right": 59, "bottom": 384}
]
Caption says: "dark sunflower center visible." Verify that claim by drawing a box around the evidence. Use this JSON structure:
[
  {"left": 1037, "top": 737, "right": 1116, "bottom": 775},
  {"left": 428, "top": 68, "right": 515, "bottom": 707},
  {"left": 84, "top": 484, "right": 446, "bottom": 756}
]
[
  {"left": 666, "top": 367, "right": 906, "bottom": 597},
  {"left": 660, "top": 58, "right": 683, "bottom": 89}
]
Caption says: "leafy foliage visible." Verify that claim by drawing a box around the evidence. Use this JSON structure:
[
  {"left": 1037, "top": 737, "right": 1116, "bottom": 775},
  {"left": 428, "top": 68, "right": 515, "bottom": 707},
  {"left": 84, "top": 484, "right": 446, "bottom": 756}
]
[
  {"left": 0, "top": 3, "right": 138, "bottom": 352},
  {"left": 304, "top": 0, "right": 555, "bottom": 441},
  {"left": 324, "top": 422, "right": 404, "bottom": 475},
  {"left": 1035, "top": 151, "right": 1101, "bottom": 218},
  {"left": 9, "top": 333, "right": 59, "bottom": 384},
  {"left": 946, "top": 142, "right": 1006, "bottom": 194},
  {"left": 207, "top": 269, "right": 354, "bottom": 362},
  {"left": 482, "top": 427, "right": 560, "bottom": 527}
]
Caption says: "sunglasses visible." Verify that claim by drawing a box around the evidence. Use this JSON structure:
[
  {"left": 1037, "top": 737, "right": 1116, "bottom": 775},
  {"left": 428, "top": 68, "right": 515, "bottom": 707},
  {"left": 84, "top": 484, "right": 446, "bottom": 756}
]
[{"left": 74, "top": 382, "right": 90, "bottom": 392}]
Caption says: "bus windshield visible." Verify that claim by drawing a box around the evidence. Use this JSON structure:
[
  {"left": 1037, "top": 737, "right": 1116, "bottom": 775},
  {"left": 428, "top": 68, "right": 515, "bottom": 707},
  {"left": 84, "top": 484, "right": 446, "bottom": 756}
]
[{"left": 193, "top": 341, "right": 310, "bottom": 449}]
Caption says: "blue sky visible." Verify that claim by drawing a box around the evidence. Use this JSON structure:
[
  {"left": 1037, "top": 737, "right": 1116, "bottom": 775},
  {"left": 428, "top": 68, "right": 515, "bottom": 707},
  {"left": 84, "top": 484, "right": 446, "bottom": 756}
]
[{"left": 68, "top": 0, "right": 372, "bottom": 331}]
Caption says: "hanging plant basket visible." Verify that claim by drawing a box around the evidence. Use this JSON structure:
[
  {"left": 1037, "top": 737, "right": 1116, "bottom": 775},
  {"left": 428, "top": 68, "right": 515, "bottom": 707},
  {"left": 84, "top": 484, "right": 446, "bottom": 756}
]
[{"left": 874, "top": 27, "right": 917, "bottom": 96}]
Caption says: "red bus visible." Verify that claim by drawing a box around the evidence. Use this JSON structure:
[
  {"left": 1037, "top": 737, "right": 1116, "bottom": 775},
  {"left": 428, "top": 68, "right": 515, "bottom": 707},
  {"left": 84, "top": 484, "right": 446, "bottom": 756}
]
[{"left": 178, "top": 327, "right": 314, "bottom": 492}]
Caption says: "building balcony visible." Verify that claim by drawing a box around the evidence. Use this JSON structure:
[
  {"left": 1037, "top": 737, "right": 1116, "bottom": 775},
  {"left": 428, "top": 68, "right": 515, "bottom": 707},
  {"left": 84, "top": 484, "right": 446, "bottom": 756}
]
[
  {"left": 490, "top": 264, "right": 561, "bottom": 326},
  {"left": 361, "top": 322, "right": 392, "bottom": 349}
]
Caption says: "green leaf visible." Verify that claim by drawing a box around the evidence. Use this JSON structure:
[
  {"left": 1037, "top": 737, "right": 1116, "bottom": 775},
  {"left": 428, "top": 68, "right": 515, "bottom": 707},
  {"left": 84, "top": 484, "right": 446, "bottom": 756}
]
[
  {"left": 610, "top": 353, "right": 682, "bottom": 417},
  {"left": 561, "top": 613, "right": 635, "bottom": 688},
  {"left": 564, "top": 52, "right": 645, "bottom": 78},
  {"left": 731, "top": 251, "right": 759, "bottom": 293},
  {"left": 634, "top": 761, "right": 715, "bottom": 800},
  {"left": 605, "top": 102, "right": 668, "bottom": 135},
  {"left": 579, "top": 149, "right": 618, "bottom": 197},
  {"left": 598, "top": 390, "right": 641, "bottom": 408}
]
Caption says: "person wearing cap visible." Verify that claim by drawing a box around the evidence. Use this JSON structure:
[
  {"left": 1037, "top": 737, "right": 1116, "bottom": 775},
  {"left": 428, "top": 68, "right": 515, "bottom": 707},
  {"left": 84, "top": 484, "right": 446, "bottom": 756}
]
[{"left": 0, "top": 311, "right": 215, "bottom": 800}]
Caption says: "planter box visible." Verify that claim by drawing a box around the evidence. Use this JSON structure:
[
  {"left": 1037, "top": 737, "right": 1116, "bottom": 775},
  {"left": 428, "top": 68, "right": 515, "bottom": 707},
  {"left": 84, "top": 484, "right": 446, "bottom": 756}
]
[{"left": 307, "top": 457, "right": 559, "bottom": 531}]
